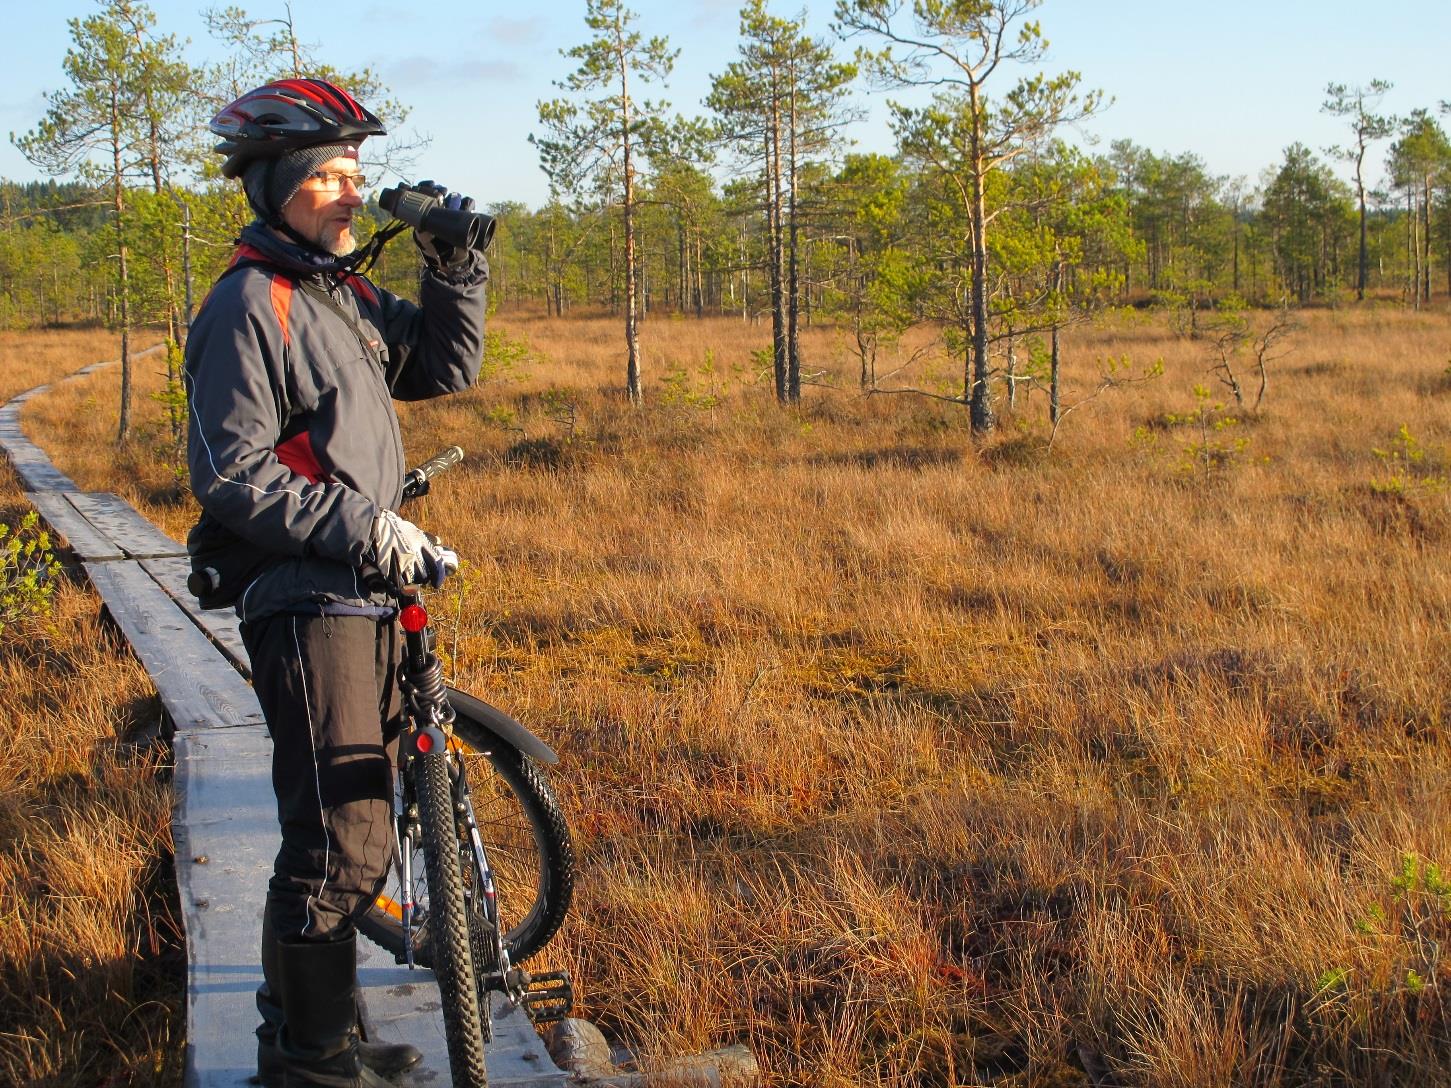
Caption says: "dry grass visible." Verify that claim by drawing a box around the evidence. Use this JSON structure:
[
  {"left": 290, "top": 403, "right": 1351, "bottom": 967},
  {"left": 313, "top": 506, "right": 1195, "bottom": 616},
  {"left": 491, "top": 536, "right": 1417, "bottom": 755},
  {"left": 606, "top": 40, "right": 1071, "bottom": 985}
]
[
  {"left": 22, "top": 303, "right": 1451, "bottom": 1085},
  {"left": 0, "top": 326, "right": 183, "bottom": 1087}
]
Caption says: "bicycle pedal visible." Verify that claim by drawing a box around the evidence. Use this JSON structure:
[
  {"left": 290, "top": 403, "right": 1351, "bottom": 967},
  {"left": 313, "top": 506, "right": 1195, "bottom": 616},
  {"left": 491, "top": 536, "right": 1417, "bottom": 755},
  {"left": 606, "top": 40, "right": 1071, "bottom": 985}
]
[{"left": 519, "top": 970, "right": 574, "bottom": 1024}]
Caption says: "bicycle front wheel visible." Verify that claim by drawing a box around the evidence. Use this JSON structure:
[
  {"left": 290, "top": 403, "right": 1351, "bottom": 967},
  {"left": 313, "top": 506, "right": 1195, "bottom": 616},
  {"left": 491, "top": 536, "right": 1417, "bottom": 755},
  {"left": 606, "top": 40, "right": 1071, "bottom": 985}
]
[
  {"left": 416, "top": 748, "right": 489, "bottom": 1087},
  {"left": 364, "top": 714, "right": 574, "bottom": 967}
]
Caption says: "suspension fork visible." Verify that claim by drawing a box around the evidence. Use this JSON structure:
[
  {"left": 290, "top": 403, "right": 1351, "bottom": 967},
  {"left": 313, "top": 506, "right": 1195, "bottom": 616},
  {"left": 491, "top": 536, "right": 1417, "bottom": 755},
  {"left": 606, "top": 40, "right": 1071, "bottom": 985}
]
[
  {"left": 394, "top": 590, "right": 454, "bottom": 969},
  {"left": 396, "top": 592, "right": 513, "bottom": 989}
]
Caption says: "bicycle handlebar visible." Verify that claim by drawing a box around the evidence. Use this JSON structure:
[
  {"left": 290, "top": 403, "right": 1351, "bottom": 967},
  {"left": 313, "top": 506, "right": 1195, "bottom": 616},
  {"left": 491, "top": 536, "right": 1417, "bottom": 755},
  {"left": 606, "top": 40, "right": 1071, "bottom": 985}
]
[{"left": 402, "top": 445, "right": 465, "bottom": 502}]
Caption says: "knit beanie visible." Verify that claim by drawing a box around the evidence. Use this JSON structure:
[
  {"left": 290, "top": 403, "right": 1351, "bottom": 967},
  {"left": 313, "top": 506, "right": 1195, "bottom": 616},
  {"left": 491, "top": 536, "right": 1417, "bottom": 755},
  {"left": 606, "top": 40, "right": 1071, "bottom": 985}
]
[{"left": 242, "top": 142, "right": 360, "bottom": 222}]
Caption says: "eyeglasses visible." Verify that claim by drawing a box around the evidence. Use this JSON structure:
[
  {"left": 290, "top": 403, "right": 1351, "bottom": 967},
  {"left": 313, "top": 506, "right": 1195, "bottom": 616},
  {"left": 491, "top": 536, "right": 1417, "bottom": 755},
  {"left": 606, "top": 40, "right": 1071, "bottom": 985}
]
[{"left": 303, "top": 170, "right": 369, "bottom": 193}]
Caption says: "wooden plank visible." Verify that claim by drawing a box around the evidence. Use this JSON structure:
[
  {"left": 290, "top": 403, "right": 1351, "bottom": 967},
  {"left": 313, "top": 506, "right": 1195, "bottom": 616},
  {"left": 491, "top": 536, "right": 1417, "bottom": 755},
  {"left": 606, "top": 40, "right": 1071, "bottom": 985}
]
[
  {"left": 0, "top": 416, "right": 77, "bottom": 490},
  {"left": 172, "top": 727, "right": 275, "bottom": 1087},
  {"left": 69, "top": 491, "right": 187, "bottom": 558},
  {"left": 141, "top": 556, "right": 251, "bottom": 673},
  {"left": 83, "top": 560, "right": 265, "bottom": 731},
  {"left": 25, "top": 491, "right": 125, "bottom": 560},
  {"left": 173, "top": 734, "right": 567, "bottom": 1088},
  {"left": 5, "top": 447, "right": 76, "bottom": 492},
  {"left": 6, "top": 385, "right": 51, "bottom": 403}
]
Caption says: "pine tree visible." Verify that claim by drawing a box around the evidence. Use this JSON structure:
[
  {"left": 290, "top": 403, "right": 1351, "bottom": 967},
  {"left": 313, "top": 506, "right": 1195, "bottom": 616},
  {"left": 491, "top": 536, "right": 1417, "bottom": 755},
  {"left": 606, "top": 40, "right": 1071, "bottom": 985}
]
[
  {"left": 708, "top": 0, "right": 857, "bottom": 404},
  {"left": 835, "top": 0, "right": 1102, "bottom": 434},
  {"left": 534, "top": 0, "right": 677, "bottom": 404},
  {"left": 13, "top": 0, "right": 189, "bottom": 442}
]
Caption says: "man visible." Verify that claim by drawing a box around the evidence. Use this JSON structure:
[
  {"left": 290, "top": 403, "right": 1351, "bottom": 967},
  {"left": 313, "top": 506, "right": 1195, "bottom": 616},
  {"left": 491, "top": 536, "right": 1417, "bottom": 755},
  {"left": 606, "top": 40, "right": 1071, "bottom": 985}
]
[{"left": 184, "top": 78, "right": 488, "bottom": 1087}]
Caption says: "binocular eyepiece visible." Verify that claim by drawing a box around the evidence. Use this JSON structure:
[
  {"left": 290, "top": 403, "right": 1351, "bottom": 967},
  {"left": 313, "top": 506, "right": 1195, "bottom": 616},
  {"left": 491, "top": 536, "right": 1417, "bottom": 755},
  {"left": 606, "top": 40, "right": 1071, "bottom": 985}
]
[{"left": 378, "top": 185, "right": 496, "bottom": 253}]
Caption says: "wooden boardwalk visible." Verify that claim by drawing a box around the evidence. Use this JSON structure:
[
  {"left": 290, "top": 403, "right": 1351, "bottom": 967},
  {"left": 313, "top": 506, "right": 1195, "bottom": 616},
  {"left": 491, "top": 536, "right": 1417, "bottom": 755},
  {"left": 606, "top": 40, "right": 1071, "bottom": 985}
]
[{"left": 2, "top": 355, "right": 569, "bottom": 1087}]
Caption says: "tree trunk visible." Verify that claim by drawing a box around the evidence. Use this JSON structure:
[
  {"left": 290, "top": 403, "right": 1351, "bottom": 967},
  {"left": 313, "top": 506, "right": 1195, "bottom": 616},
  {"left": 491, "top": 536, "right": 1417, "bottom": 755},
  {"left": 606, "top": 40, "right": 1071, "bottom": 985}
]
[
  {"left": 1355, "top": 150, "right": 1368, "bottom": 301},
  {"left": 966, "top": 85, "right": 993, "bottom": 435},
  {"left": 1049, "top": 324, "right": 1061, "bottom": 425},
  {"left": 111, "top": 89, "right": 132, "bottom": 444},
  {"left": 694, "top": 233, "right": 705, "bottom": 318},
  {"left": 739, "top": 229, "right": 748, "bottom": 322},
  {"left": 1233, "top": 216, "right": 1241, "bottom": 295},
  {"left": 1423, "top": 173, "right": 1433, "bottom": 304},
  {"left": 767, "top": 100, "right": 787, "bottom": 404},
  {"left": 1409, "top": 186, "right": 1420, "bottom": 309},
  {"left": 620, "top": 31, "right": 642, "bottom": 404},
  {"left": 785, "top": 70, "right": 801, "bottom": 404}
]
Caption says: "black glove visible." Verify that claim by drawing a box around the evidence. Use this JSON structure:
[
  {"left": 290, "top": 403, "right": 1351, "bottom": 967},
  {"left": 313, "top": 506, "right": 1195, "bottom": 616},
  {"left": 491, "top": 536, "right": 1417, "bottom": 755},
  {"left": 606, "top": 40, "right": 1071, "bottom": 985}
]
[{"left": 409, "top": 179, "right": 475, "bottom": 269}]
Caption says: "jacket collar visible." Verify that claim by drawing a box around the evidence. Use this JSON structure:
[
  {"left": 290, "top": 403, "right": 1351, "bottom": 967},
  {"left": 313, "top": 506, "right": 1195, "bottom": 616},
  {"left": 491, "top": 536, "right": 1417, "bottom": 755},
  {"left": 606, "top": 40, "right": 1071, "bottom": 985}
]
[{"left": 238, "top": 220, "right": 350, "bottom": 279}]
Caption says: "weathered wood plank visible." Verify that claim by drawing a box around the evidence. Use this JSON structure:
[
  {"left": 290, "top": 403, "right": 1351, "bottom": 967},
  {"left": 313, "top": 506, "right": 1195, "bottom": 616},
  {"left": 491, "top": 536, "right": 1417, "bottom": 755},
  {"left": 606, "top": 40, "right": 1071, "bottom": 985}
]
[
  {"left": 0, "top": 401, "right": 75, "bottom": 488},
  {"left": 10, "top": 457, "right": 76, "bottom": 492},
  {"left": 25, "top": 491, "right": 126, "bottom": 560},
  {"left": 174, "top": 729, "right": 564, "bottom": 1088},
  {"left": 5, "top": 385, "right": 51, "bottom": 403},
  {"left": 172, "top": 727, "right": 275, "bottom": 1088},
  {"left": 83, "top": 560, "right": 265, "bottom": 731},
  {"left": 70, "top": 491, "right": 187, "bottom": 558},
  {"left": 141, "top": 556, "right": 251, "bottom": 673}
]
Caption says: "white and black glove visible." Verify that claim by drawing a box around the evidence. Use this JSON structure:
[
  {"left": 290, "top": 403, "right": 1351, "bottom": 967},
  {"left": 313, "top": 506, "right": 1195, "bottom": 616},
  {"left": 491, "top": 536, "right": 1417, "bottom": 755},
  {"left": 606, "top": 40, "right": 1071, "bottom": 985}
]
[
  {"left": 367, "top": 510, "right": 459, "bottom": 589},
  {"left": 409, "top": 179, "right": 474, "bottom": 270}
]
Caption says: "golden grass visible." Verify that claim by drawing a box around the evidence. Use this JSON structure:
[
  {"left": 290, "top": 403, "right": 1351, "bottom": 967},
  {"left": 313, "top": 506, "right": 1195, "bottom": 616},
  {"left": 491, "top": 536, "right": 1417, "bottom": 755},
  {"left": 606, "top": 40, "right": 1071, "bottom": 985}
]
[
  {"left": 0, "top": 326, "right": 182, "bottom": 1087},
  {"left": 21, "top": 303, "right": 1451, "bottom": 1085}
]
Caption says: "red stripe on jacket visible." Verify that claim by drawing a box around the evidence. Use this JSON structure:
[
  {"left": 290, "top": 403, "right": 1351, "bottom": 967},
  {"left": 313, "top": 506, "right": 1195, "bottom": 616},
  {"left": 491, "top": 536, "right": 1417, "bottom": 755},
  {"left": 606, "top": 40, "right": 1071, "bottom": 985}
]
[{"left": 274, "top": 431, "right": 331, "bottom": 484}]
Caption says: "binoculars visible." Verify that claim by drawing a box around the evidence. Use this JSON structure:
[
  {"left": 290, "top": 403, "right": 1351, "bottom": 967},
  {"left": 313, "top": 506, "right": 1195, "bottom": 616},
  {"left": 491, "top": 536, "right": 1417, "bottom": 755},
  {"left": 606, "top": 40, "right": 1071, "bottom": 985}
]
[{"left": 379, "top": 185, "right": 496, "bottom": 252}]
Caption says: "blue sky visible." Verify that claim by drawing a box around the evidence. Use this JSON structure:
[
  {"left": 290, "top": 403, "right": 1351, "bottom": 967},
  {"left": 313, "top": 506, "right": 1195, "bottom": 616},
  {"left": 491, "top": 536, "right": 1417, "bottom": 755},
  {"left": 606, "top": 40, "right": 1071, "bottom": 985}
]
[{"left": 3, "top": 1, "right": 1449, "bottom": 209}]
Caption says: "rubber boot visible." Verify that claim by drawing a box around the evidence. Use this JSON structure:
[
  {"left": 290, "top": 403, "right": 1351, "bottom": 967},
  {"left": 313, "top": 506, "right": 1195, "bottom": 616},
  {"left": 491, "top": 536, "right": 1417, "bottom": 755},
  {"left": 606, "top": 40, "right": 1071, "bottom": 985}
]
[
  {"left": 256, "top": 916, "right": 423, "bottom": 1086},
  {"left": 273, "top": 933, "right": 394, "bottom": 1088}
]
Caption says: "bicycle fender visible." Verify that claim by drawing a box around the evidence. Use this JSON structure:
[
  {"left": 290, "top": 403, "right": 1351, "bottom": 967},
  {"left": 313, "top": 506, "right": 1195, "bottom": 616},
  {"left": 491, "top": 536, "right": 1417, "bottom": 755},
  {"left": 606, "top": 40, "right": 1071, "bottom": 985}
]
[
  {"left": 405, "top": 724, "right": 449, "bottom": 758},
  {"left": 446, "top": 686, "right": 560, "bottom": 766}
]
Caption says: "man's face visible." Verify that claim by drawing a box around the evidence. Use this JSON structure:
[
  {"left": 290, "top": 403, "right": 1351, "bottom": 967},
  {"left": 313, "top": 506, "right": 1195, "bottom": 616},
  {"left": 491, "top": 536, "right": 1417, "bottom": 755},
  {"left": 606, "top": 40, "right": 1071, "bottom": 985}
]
[{"left": 280, "top": 155, "right": 365, "bottom": 256}]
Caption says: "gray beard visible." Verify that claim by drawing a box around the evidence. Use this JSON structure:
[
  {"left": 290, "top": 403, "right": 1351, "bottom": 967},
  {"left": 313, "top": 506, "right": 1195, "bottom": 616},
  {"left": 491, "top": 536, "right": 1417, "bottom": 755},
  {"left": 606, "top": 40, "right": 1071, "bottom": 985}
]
[{"left": 318, "top": 228, "right": 357, "bottom": 258}]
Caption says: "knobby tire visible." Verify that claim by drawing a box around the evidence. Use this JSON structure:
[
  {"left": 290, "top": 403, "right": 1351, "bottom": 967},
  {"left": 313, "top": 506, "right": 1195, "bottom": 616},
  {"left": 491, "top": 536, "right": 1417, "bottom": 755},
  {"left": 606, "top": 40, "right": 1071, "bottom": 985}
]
[
  {"left": 364, "top": 720, "right": 574, "bottom": 967},
  {"left": 416, "top": 749, "right": 489, "bottom": 1088}
]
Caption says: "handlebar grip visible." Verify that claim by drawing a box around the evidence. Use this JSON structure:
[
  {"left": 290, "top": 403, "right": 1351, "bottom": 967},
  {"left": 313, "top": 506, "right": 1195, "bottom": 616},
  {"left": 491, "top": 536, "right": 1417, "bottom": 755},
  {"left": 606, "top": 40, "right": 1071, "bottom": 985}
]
[
  {"left": 417, "top": 445, "right": 465, "bottom": 481},
  {"left": 401, "top": 446, "right": 465, "bottom": 502}
]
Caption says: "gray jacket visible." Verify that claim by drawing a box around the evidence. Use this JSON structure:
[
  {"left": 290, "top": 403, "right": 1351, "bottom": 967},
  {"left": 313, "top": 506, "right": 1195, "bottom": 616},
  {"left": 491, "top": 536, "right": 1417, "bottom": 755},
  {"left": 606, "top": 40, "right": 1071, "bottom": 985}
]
[{"left": 185, "top": 223, "right": 487, "bottom": 620}]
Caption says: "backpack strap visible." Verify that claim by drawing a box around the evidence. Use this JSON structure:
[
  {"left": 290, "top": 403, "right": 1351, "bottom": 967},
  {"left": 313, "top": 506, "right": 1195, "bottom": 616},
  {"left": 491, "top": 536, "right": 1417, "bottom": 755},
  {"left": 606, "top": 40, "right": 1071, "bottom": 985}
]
[{"left": 294, "top": 277, "right": 383, "bottom": 369}]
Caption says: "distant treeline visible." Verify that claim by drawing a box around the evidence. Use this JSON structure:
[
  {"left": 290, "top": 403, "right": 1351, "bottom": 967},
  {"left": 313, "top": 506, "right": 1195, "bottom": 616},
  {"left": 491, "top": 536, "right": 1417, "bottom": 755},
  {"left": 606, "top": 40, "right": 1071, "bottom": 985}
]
[
  {"left": 4, "top": 132, "right": 1442, "bottom": 328},
  {"left": 4, "top": 0, "right": 1447, "bottom": 436}
]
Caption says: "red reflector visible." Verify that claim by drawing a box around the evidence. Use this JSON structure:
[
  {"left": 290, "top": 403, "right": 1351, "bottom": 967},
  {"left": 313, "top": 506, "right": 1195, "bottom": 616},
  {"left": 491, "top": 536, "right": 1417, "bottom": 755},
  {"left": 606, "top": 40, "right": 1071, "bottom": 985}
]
[
  {"left": 415, "top": 732, "right": 435, "bottom": 754},
  {"left": 399, "top": 604, "right": 429, "bottom": 632}
]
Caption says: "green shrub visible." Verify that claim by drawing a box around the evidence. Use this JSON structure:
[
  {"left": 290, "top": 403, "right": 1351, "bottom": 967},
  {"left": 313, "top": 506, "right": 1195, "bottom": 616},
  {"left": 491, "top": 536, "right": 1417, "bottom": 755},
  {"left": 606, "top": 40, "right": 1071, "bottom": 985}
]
[{"left": 0, "top": 511, "right": 62, "bottom": 634}]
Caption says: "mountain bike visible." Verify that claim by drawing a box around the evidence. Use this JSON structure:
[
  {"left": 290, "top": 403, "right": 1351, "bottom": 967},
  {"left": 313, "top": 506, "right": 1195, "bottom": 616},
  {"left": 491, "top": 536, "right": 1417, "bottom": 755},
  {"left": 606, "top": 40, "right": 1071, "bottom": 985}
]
[{"left": 355, "top": 446, "right": 575, "bottom": 1087}]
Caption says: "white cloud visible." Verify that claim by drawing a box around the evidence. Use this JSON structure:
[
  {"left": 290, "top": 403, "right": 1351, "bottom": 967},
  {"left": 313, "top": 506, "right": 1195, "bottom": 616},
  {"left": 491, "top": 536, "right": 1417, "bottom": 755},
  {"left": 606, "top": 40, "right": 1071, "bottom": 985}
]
[
  {"left": 486, "top": 17, "right": 547, "bottom": 45},
  {"left": 385, "top": 56, "right": 525, "bottom": 87}
]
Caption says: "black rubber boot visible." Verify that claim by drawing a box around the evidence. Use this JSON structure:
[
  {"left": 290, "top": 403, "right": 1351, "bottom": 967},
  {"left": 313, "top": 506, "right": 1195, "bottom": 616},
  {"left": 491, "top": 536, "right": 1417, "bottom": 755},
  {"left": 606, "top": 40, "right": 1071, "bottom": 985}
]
[
  {"left": 256, "top": 916, "right": 423, "bottom": 1086},
  {"left": 273, "top": 933, "right": 396, "bottom": 1088},
  {"left": 352, "top": 987, "right": 424, "bottom": 1077}
]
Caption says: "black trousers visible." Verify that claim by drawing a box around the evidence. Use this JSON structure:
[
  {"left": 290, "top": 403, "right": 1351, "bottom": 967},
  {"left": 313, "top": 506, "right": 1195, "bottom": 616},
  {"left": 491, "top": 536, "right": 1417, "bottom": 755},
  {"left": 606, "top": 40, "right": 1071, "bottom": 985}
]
[{"left": 241, "top": 613, "right": 403, "bottom": 942}]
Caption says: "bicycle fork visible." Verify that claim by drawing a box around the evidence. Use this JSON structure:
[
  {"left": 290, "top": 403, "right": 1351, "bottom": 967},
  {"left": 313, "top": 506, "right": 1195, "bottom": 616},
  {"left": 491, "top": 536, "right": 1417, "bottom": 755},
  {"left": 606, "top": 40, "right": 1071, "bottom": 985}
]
[
  {"left": 391, "top": 591, "right": 574, "bottom": 1022},
  {"left": 394, "top": 591, "right": 457, "bottom": 972}
]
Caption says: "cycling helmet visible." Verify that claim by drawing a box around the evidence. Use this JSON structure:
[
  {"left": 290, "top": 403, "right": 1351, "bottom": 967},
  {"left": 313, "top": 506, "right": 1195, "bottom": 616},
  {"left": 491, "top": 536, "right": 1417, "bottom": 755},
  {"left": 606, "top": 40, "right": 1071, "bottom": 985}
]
[{"left": 210, "top": 78, "right": 386, "bottom": 178}]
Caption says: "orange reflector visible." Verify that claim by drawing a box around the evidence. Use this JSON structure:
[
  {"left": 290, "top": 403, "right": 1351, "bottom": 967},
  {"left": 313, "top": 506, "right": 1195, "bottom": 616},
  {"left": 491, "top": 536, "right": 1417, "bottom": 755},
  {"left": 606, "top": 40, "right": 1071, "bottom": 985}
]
[
  {"left": 374, "top": 895, "right": 404, "bottom": 920},
  {"left": 399, "top": 604, "right": 429, "bottom": 632}
]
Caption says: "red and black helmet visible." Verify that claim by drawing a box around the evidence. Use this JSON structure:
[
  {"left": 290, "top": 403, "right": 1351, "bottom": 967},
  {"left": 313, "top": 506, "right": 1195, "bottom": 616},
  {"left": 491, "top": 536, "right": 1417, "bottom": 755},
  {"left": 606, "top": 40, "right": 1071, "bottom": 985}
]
[{"left": 210, "top": 78, "right": 386, "bottom": 178}]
